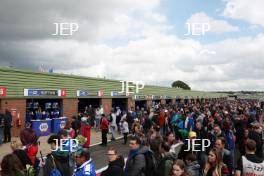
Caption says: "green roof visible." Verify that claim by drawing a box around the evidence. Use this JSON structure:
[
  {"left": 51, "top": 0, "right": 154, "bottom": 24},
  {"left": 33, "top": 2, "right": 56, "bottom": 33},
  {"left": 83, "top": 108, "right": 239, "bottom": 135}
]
[{"left": 0, "top": 67, "right": 227, "bottom": 99}]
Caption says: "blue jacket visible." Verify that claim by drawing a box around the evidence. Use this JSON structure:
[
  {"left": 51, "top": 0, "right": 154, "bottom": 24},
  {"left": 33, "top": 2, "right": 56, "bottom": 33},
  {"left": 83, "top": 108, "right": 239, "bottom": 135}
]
[{"left": 74, "top": 159, "right": 96, "bottom": 176}]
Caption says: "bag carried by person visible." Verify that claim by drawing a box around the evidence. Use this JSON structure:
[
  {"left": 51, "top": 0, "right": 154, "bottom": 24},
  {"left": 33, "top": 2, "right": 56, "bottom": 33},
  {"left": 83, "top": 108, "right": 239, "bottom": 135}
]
[{"left": 142, "top": 150, "right": 158, "bottom": 176}]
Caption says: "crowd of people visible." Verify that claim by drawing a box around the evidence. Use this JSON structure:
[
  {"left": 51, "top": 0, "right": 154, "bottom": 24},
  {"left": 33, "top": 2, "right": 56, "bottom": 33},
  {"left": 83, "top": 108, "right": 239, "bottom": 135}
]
[{"left": 0, "top": 99, "right": 263, "bottom": 176}]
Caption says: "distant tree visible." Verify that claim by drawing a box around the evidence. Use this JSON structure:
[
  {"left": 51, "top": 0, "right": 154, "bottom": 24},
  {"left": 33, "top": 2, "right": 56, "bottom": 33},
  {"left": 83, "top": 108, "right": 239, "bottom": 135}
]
[{"left": 172, "top": 80, "right": 191, "bottom": 90}]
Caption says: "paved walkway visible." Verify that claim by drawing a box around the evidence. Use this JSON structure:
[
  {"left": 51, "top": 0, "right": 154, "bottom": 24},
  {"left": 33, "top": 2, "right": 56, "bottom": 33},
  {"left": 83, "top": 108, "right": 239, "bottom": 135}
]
[{"left": 0, "top": 129, "right": 123, "bottom": 162}]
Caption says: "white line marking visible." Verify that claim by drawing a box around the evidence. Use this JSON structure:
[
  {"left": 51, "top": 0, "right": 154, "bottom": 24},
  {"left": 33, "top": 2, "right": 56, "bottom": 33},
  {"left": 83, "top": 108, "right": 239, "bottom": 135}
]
[{"left": 90, "top": 136, "right": 123, "bottom": 147}]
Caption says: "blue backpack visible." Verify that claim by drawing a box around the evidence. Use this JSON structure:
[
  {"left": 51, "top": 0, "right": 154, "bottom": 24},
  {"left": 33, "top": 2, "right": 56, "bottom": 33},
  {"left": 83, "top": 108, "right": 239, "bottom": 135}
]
[{"left": 49, "top": 155, "right": 62, "bottom": 176}]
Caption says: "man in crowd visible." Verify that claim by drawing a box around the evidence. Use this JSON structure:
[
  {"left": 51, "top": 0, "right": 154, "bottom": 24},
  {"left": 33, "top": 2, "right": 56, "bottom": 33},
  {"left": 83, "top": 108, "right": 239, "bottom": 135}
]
[
  {"left": 101, "top": 147, "right": 125, "bottom": 176},
  {"left": 43, "top": 134, "right": 71, "bottom": 176},
  {"left": 248, "top": 121, "right": 263, "bottom": 158},
  {"left": 100, "top": 114, "right": 109, "bottom": 146},
  {"left": 235, "top": 139, "right": 264, "bottom": 176},
  {"left": 74, "top": 148, "right": 96, "bottom": 176},
  {"left": 125, "top": 136, "right": 147, "bottom": 176},
  {"left": 215, "top": 137, "right": 234, "bottom": 175},
  {"left": 3, "top": 109, "right": 12, "bottom": 143}
]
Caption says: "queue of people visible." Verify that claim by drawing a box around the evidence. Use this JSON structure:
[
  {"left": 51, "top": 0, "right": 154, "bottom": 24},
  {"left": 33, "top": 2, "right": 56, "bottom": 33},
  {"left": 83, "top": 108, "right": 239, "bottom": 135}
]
[
  {"left": 97, "top": 99, "right": 264, "bottom": 176},
  {"left": 0, "top": 99, "right": 263, "bottom": 176}
]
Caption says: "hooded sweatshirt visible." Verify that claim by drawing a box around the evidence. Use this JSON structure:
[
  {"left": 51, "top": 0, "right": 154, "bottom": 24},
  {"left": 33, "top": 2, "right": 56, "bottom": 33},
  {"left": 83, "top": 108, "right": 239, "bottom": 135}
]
[
  {"left": 101, "top": 155, "right": 125, "bottom": 176},
  {"left": 43, "top": 150, "right": 71, "bottom": 176}
]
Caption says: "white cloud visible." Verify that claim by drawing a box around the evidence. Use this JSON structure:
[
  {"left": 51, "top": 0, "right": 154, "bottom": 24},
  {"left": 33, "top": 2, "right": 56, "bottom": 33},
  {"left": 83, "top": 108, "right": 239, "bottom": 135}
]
[
  {"left": 186, "top": 12, "right": 239, "bottom": 33},
  {"left": 4, "top": 31, "right": 264, "bottom": 91},
  {"left": 223, "top": 0, "right": 264, "bottom": 27},
  {"left": 52, "top": 33, "right": 264, "bottom": 91}
]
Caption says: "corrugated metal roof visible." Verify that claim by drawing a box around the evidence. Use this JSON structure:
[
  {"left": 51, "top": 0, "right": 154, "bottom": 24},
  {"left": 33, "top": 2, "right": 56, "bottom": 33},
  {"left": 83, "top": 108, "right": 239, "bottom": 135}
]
[{"left": 0, "top": 67, "right": 227, "bottom": 98}]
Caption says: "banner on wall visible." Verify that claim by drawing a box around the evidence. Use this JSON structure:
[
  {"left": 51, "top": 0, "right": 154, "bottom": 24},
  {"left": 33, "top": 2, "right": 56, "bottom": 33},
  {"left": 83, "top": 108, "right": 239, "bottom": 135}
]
[
  {"left": 77, "top": 90, "right": 104, "bottom": 97},
  {"left": 111, "top": 91, "right": 128, "bottom": 97},
  {"left": 0, "top": 87, "right": 6, "bottom": 96},
  {"left": 176, "top": 96, "right": 181, "bottom": 99},
  {"left": 24, "top": 89, "right": 66, "bottom": 97},
  {"left": 134, "top": 95, "right": 146, "bottom": 100},
  {"left": 151, "top": 95, "right": 161, "bottom": 100},
  {"left": 164, "top": 96, "right": 172, "bottom": 99}
]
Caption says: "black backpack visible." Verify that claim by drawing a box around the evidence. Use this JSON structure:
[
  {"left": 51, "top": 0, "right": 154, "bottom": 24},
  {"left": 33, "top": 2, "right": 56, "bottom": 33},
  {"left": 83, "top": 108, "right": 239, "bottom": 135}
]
[{"left": 142, "top": 150, "right": 157, "bottom": 176}]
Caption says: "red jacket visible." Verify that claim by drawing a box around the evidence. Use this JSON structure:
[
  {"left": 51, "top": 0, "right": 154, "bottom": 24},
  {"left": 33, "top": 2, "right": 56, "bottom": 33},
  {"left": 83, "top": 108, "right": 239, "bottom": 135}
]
[
  {"left": 27, "top": 144, "right": 38, "bottom": 166},
  {"left": 100, "top": 117, "right": 109, "bottom": 130}
]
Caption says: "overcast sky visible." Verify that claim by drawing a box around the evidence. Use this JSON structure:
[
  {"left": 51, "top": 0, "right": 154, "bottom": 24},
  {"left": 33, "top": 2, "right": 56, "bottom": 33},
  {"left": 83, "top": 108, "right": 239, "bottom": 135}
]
[{"left": 0, "top": 0, "right": 264, "bottom": 91}]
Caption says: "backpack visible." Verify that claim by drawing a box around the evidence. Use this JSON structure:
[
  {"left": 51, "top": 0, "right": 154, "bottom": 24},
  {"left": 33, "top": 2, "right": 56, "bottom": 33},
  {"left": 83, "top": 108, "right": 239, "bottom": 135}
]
[
  {"left": 50, "top": 168, "right": 62, "bottom": 176},
  {"left": 49, "top": 155, "right": 62, "bottom": 176},
  {"left": 142, "top": 150, "right": 157, "bottom": 176}
]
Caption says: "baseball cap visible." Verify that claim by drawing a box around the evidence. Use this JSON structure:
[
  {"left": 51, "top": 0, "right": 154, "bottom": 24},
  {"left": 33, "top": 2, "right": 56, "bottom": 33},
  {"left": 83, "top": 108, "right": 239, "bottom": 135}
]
[{"left": 188, "top": 131, "right": 197, "bottom": 138}]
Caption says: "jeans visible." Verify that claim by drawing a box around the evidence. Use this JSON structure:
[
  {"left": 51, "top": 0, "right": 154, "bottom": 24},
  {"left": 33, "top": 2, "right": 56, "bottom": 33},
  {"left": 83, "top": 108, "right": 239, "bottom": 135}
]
[
  {"left": 123, "top": 132, "right": 128, "bottom": 144},
  {"left": 110, "top": 125, "right": 117, "bottom": 140},
  {"left": 4, "top": 126, "right": 11, "bottom": 142},
  {"left": 101, "top": 129, "right": 108, "bottom": 145}
]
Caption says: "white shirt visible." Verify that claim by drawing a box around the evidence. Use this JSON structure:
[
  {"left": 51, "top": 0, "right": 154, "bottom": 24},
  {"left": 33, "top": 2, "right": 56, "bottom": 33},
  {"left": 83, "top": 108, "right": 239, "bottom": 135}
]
[
  {"left": 120, "top": 121, "right": 129, "bottom": 133},
  {"left": 110, "top": 113, "right": 117, "bottom": 127}
]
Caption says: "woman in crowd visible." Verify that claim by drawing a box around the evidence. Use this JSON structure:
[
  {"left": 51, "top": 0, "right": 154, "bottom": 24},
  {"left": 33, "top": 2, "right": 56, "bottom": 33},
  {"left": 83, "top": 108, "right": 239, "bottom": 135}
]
[
  {"left": 203, "top": 148, "right": 229, "bottom": 176},
  {"left": 170, "top": 159, "right": 189, "bottom": 176},
  {"left": 10, "top": 140, "right": 33, "bottom": 171},
  {"left": 19, "top": 128, "right": 39, "bottom": 169},
  {"left": 1, "top": 153, "right": 25, "bottom": 176}
]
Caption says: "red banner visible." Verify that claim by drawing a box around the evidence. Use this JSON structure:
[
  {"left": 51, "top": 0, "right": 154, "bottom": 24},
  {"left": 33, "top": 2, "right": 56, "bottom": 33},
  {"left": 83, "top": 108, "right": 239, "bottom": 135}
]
[
  {"left": 0, "top": 87, "right": 6, "bottom": 96},
  {"left": 61, "top": 89, "right": 67, "bottom": 97}
]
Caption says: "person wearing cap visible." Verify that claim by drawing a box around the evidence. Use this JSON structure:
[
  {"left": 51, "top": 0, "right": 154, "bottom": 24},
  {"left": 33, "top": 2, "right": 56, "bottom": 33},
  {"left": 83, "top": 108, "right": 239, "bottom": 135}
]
[
  {"left": 188, "top": 131, "right": 197, "bottom": 138},
  {"left": 178, "top": 131, "right": 197, "bottom": 160},
  {"left": 178, "top": 130, "right": 206, "bottom": 168},
  {"left": 74, "top": 148, "right": 96, "bottom": 176}
]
